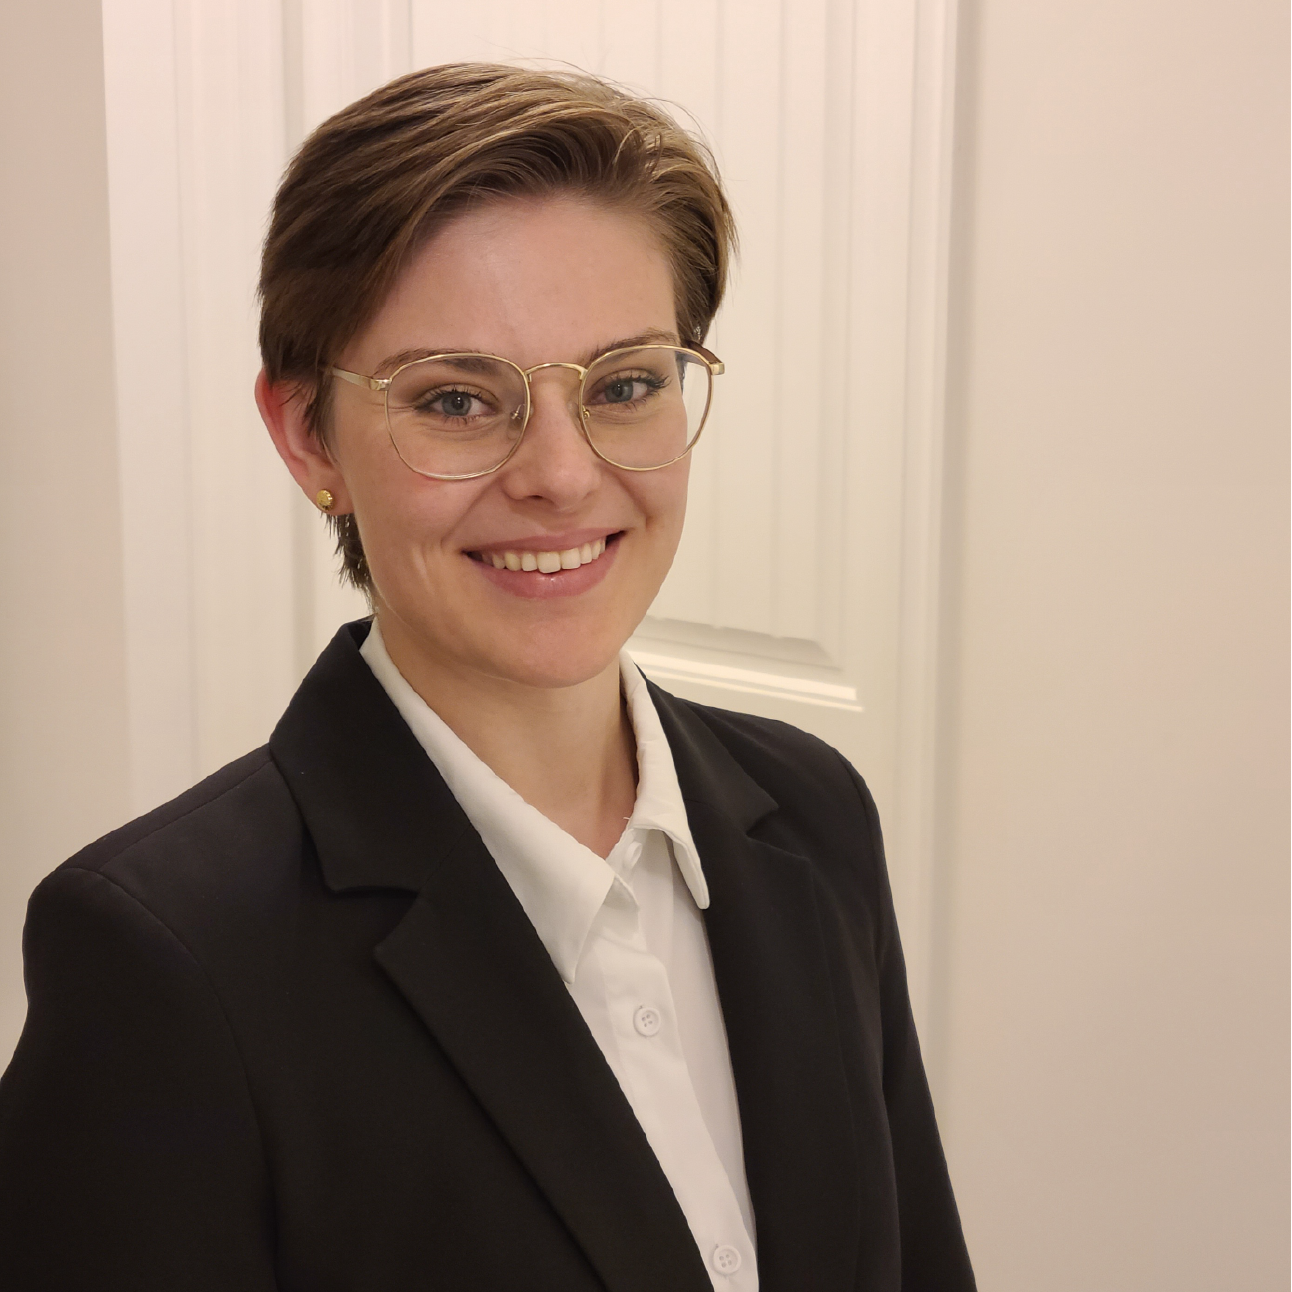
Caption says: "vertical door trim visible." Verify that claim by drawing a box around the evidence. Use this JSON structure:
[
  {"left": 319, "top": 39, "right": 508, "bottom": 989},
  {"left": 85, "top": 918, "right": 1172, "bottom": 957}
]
[
  {"left": 102, "top": 0, "right": 199, "bottom": 815},
  {"left": 892, "top": 0, "right": 960, "bottom": 1038}
]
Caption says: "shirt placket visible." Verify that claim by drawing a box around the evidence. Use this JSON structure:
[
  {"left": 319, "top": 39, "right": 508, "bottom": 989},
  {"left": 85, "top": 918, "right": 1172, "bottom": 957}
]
[{"left": 590, "top": 878, "right": 758, "bottom": 1290}]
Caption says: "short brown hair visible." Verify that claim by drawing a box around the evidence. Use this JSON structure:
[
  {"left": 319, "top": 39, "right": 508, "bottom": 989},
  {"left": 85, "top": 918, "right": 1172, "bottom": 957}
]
[{"left": 259, "top": 62, "right": 737, "bottom": 590}]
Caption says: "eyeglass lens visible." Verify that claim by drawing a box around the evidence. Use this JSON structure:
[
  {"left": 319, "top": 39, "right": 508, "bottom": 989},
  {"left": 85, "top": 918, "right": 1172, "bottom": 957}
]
[{"left": 384, "top": 347, "right": 711, "bottom": 477}]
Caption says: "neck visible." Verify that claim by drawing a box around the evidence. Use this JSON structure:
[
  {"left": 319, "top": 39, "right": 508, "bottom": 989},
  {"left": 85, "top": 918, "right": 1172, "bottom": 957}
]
[{"left": 375, "top": 613, "right": 638, "bottom": 858}]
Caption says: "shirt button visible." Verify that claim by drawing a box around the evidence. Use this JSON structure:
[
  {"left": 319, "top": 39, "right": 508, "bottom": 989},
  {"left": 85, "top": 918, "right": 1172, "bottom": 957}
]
[
  {"left": 632, "top": 1005, "right": 662, "bottom": 1037},
  {"left": 712, "top": 1244, "right": 742, "bottom": 1276}
]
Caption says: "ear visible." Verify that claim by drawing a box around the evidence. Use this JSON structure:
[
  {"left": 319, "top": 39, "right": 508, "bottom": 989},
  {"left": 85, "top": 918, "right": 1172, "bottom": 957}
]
[{"left": 255, "top": 368, "right": 353, "bottom": 513}]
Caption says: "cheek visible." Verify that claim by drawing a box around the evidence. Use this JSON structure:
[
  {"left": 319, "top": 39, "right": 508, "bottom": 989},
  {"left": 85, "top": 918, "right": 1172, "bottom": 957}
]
[
  {"left": 639, "top": 459, "right": 690, "bottom": 536},
  {"left": 343, "top": 454, "right": 484, "bottom": 566}
]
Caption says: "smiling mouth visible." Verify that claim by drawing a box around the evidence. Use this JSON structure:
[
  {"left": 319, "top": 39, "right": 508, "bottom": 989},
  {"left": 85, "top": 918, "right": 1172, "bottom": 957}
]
[{"left": 467, "top": 533, "right": 620, "bottom": 573}]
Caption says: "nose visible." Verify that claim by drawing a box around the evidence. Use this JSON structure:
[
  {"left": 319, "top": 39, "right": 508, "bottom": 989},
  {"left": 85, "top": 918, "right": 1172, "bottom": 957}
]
[{"left": 499, "top": 368, "right": 602, "bottom": 508}]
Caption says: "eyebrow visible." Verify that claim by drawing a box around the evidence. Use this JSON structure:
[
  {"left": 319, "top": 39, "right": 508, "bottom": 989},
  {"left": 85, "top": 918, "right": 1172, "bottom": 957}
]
[{"left": 373, "top": 328, "right": 682, "bottom": 376}]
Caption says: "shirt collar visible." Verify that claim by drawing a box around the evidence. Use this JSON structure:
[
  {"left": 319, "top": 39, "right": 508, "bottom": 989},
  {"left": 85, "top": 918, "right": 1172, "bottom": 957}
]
[
  {"left": 360, "top": 621, "right": 707, "bottom": 984},
  {"left": 619, "top": 655, "right": 708, "bottom": 909}
]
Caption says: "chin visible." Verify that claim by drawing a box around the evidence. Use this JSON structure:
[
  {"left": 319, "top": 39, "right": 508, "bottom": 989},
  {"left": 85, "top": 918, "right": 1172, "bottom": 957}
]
[{"left": 477, "top": 624, "right": 631, "bottom": 692}]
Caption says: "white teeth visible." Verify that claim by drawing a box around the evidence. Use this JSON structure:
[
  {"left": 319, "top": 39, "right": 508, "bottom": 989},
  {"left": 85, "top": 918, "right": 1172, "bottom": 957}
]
[{"left": 479, "top": 536, "right": 612, "bottom": 573}]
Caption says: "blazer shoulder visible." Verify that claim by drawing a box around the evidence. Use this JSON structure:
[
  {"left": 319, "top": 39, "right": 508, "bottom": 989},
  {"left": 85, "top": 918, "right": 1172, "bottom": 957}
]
[
  {"left": 47, "top": 747, "right": 305, "bottom": 927},
  {"left": 677, "top": 696, "right": 870, "bottom": 813},
  {"left": 660, "top": 693, "right": 889, "bottom": 911}
]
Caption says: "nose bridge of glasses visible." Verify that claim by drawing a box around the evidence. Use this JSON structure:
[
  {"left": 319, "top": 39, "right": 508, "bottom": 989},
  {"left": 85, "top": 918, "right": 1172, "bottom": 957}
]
[
  {"left": 519, "top": 360, "right": 591, "bottom": 429},
  {"left": 521, "top": 360, "right": 588, "bottom": 380},
  {"left": 522, "top": 359, "right": 588, "bottom": 405}
]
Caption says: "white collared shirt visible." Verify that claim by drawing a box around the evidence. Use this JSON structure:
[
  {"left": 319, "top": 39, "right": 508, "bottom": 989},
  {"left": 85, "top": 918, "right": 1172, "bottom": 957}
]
[{"left": 362, "top": 622, "right": 757, "bottom": 1289}]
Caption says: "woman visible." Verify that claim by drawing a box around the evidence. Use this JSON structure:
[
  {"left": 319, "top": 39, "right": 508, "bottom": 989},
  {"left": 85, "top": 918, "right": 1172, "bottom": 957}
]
[{"left": 0, "top": 65, "right": 974, "bottom": 1291}]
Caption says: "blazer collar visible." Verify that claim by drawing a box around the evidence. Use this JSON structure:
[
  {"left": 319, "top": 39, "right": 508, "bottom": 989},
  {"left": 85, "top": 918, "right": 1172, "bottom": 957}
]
[
  {"left": 269, "top": 618, "right": 470, "bottom": 894},
  {"left": 267, "top": 620, "right": 778, "bottom": 897},
  {"left": 642, "top": 678, "right": 778, "bottom": 834}
]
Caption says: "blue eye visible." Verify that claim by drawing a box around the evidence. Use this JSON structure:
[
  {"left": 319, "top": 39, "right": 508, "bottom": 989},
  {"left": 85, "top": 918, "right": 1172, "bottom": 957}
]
[
  {"left": 603, "top": 379, "right": 638, "bottom": 404},
  {"left": 588, "top": 371, "right": 667, "bottom": 409},
  {"left": 429, "top": 390, "right": 481, "bottom": 418}
]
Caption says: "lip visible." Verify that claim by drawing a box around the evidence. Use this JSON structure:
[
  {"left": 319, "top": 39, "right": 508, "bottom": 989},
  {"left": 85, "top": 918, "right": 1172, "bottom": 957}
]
[
  {"left": 466, "top": 531, "right": 622, "bottom": 600},
  {"left": 465, "top": 527, "right": 620, "bottom": 556}
]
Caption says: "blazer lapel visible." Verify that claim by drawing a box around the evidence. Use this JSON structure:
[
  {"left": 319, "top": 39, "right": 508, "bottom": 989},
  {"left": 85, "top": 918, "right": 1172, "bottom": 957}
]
[
  {"left": 650, "top": 684, "right": 863, "bottom": 1292},
  {"left": 270, "top": 624, "right": 711, "bottom": 1292},
  {"left": 374, "top": 830, "right": 712, "bottom": 1292}
]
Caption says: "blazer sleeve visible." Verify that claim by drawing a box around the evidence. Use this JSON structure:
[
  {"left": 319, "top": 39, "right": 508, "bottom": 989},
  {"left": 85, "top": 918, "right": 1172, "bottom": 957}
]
[
  {"left": 839, "top": 754, "right": 977, "bottom": 1290},
  {"left": 0, "top": 865, "right": 277, "bottom": 1291}
]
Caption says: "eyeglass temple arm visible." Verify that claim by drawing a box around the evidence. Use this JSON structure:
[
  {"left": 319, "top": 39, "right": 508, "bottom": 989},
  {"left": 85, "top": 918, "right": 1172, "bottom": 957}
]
[
  {"left": 689, "top": 343, "right": 724, "bottom": 376},
  {"left": 329, "top": 367, "right": 389, "bottom": 392}
]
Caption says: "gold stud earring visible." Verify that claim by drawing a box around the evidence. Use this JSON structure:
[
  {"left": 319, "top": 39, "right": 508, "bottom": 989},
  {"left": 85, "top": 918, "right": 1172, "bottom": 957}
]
[{"left": 315, "top": 489, "right": 334, "bottom": 512}]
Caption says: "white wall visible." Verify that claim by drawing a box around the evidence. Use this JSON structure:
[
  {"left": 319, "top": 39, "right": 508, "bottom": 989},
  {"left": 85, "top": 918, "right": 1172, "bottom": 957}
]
[
  {"left": 935, "top": 2, "right": 1289, "bottom": 1287},
  {"left": 0, "top": 1, "right": 130, "bottom": 1054}
]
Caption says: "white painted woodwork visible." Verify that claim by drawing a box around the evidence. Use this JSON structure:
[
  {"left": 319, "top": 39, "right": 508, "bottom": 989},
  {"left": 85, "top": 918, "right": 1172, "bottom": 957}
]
[
  {"left": 102, "top": 0, "right": 199, "bottom": 815},
  {"left": 104, "top": 0, "right": 299, "bottom": 805},
  {"left": 172, "top": 1, "right": 300, "bottom": 780},
  {"left": 285, "top": 1, "right": 410, "bottom": 666},
  {"left": 101, "top": 0, "right": 958, "bottom": 1024}
]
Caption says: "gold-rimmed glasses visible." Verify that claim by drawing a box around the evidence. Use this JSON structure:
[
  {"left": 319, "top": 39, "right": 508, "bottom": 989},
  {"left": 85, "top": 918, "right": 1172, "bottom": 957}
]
[{"left": 329, "top": 343, "right": 724, "bottom": 481}]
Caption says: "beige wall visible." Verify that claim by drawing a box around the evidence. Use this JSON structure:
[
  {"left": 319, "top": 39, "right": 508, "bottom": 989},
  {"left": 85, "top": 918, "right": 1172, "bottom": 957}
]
[
  {"left": 0, "top": 0, "right": 130, "bottom": 1056},
  {"left": 936, "top": 1, "right": 1289, "bottom": 1287}
]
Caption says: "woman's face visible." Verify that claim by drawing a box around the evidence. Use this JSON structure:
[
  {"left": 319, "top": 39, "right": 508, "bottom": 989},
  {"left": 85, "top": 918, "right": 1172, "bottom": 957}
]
[{"left": 324, "top": 196, "right": 689, "bottom": 691}]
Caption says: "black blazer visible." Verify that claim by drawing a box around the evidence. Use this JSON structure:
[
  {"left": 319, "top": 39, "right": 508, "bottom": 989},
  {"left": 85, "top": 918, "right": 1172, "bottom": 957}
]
[{"left": 0, "top": 621, "right": 974, "bottom": 1291}]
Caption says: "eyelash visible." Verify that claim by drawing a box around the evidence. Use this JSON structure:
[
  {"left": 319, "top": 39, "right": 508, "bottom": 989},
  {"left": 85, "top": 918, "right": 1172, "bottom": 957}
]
[
  {"left": 589, "top": 372, "right": 669, "bottom": 400},
  {"left": 416, "top": 385, "right": 494, "bottom": 415},
  {"left": 406, "top": 367, "right": 672, "bottom": 423}
]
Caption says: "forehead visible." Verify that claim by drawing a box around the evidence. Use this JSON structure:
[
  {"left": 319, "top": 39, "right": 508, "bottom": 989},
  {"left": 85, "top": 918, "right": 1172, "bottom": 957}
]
[{"left": 348, "top": 196, "right": 678, "bottom": 373}]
